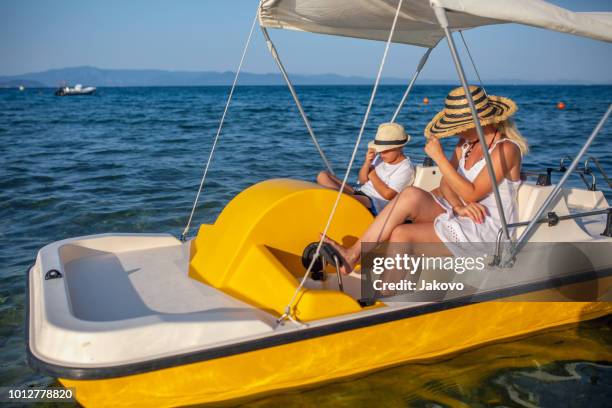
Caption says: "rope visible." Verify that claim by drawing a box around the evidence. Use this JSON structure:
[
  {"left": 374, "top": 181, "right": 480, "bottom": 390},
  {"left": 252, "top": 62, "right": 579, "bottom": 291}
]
[
  {"left": 459, "top": 31, "right": 486, "bottom": 95},
  {"left": 276, "top": 0, "right": 405, "bottom": 326},
  {"left": 180, "top": 9, "right": 259, "bottom": 241}
]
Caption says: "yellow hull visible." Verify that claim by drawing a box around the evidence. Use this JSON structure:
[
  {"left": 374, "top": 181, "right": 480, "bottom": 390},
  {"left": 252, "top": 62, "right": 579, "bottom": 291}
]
[
  {"left": 51, "top": 180, "right": 612, "bottom": 406},
  {"left": 60, "top": 299, "right": 612, "bottom": 407}
]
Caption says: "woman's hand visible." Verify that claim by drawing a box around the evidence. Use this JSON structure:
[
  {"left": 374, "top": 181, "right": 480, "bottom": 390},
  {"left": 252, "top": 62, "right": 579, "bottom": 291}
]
[
  {"left": 424, "top": 138, "right": 446, "bottom": 163},
  {"left": 454, "top": 202, "right": 488, "bottom": 224}
]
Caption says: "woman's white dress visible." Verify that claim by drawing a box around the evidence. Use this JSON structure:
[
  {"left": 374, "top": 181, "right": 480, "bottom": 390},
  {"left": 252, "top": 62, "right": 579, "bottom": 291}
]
[{"left": 432, "top": 138, "right": 522, "bottom": 244}]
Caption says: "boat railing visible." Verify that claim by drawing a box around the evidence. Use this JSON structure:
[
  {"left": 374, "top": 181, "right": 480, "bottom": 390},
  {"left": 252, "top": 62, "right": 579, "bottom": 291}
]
[
  {"left": 520, "top": 160, "right": 598, "bottom": 190},
  {"left": 584, "top": 156, "right": 612, "bottom": 191},
  {"left": 492, "top": 207, "right": 612, "bottom": 267}
]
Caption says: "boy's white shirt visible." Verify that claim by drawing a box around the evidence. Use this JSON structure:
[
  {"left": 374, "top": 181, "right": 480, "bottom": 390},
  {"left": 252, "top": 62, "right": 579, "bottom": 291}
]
[{"left": 358, "top": 155, "right": 415, "bottom": 213}]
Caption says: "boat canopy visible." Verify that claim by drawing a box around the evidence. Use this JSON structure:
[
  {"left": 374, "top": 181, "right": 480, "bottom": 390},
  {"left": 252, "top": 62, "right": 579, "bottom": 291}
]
[{"left": 259, "top": 0, "right": 612, "bottom": 47}]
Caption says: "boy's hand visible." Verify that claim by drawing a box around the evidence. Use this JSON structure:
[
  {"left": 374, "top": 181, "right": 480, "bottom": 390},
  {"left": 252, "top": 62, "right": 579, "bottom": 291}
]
[{"left": 365, "top": 148, "right": 376, "bottom": 163}]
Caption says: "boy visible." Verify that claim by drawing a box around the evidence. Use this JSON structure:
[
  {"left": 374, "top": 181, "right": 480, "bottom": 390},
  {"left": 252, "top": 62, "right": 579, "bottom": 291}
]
[{"left": 317, "top": 122, "right": 415, "bottom": 215}]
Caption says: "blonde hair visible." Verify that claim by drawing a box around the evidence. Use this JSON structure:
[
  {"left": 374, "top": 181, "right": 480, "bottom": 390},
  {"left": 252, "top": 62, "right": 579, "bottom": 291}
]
[{"left": 498, "top": 119, "right": 529, "bottom": 155}]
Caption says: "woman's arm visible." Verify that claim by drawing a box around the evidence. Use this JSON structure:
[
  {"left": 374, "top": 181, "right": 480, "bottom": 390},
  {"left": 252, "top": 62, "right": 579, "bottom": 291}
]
[
  {"left": 425, "top": 138, "right": 521, "bottom": 203},
  {"left": 437, "top": 141, "right": 464, "bottom": 209}
]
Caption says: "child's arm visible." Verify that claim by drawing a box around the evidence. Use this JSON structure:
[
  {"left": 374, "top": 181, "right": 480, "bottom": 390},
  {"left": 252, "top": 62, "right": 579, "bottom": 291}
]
[
  {"left": 368, "top": 169, "right": 399, "bottom": 200},
  {"left": 358, "top": 149, "right": 376, "bottom": 184}
]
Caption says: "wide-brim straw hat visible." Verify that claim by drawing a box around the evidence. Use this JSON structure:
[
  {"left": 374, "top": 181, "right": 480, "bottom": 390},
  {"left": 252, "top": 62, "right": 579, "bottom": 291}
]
[
  {"left": 425, "top": 85, "right": 517, "bottom": 139},
  {"left": 368, "top": 122, "right": 410, "bottom": 153}
]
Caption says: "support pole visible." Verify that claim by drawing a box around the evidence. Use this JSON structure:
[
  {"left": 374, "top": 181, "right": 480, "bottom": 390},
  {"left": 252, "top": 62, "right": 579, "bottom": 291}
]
[
  {"left": 391, "top": 47, "right": 433, "bottom": 123},
  {"left": 261, "top": 27, "right": 335, "bottom": 176},
  {"left": 508, "top": 104, "right": 612, "bottom": 262},
  {"left": 433, "top": 5, "right": 511, "bottom": 241}
]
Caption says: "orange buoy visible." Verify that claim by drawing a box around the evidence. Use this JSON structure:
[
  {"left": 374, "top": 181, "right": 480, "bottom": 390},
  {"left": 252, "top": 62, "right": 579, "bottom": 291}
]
[
  {"left": 557, "top": 101, "right": 566, "bottom": 110},
  {"left": 423, "top": 97, "right": 429, "bottom": 105}
]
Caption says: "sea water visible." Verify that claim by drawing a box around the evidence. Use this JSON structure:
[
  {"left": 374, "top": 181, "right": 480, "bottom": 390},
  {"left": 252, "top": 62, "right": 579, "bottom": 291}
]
[{"left": 1, "top": 85, "right": 611, "bottom": 406}]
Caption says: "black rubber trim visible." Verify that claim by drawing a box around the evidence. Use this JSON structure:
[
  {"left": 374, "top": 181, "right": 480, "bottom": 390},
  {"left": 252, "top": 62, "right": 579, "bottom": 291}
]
[{"left": 25, "top": 265, "right": 612, "bottom": 380}]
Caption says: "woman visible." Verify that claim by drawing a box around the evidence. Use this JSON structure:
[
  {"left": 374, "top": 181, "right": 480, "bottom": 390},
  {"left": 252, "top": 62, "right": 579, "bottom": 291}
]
[{"left": 325, "top": 85, "right": 529, "bottom": 274}]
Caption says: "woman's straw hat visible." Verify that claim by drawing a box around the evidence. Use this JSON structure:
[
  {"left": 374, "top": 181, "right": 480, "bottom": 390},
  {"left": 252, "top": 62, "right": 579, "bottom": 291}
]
[
  {"left": 425, "top": 86, "right": 517, "bottom": 139},
  {"left": 368, "top": 122, "right": 410, "bottom": 152}
]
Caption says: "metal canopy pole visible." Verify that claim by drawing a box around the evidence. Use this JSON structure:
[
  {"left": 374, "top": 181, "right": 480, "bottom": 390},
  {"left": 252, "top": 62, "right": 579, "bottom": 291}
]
[
  {"left": 508, "top": 104, "right": 612, "bottom": 262},
  {"left": 391, "top": 47, "right": 433, "bottom": 122},
  {"left": 261, "top": 27, "right": 335, "bottom": 176},
  {"left": 433, "top": 5, "right": 511, "bottom": 241}
]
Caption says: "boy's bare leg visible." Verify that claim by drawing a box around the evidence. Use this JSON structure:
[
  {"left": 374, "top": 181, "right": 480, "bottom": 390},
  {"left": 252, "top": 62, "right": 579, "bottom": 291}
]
[
  {"left": 316, "top": 171, "right": 355, "bottom": 194},
  {"left": 317, "top": 171, "right": 370, "bottom": 208}
]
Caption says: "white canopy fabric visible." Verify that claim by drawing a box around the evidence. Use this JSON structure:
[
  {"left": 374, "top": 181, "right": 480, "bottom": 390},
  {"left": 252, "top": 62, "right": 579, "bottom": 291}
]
[{"left": 259, "top": 0, "right": 612, "bottom": 47}]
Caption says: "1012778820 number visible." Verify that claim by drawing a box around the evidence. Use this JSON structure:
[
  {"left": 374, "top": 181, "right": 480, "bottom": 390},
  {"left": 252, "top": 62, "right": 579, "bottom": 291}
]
[{"left": 1, "top": 387, "right": 75, "bottom": 402}]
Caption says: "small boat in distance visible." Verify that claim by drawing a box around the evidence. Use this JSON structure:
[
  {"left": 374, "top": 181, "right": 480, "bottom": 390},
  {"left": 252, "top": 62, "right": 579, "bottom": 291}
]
[{"left": 54, "top": 83, "right": 96, "bottom": 96}]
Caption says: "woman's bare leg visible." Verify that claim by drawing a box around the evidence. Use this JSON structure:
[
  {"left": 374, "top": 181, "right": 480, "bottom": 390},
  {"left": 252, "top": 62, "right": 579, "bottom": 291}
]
[
  {"left": 324, "top": 187, "right": 445, "bottom": 272},
  {"left": 388, "top": 222, "right": 451, "bottom": 256},
  {"left": 389, "top": 222, "right": 442, "bottom": 244},
  {"left": 353, "top": 187, "right": 444, "bottom": 245},
  {"left": 379, "top": 222, "right": 447, "bottom": 292}
]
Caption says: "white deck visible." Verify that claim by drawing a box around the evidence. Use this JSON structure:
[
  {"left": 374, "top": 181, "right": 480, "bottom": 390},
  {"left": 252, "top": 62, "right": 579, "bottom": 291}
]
[{"left": 29, "top": 234, "right": 277, "bottom": 367}]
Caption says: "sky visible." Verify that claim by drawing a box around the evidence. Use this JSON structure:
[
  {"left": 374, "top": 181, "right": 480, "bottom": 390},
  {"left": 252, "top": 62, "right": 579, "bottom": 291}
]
[{"left": 1, "top": 0, "right": 612, "bottom": 82}]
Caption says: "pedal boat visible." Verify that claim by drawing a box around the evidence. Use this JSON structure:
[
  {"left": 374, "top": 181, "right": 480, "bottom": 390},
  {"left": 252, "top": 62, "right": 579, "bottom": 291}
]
[
  {"left": 26, "top": 173, "right": 612, "bottom": 406},
  {"left": 26, "top": 0, "right": 612, "bottom": 406}
]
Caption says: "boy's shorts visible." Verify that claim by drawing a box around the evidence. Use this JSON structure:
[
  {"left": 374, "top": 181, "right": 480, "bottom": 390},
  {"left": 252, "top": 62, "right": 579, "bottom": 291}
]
[{"left": 353, "top": 191, "right": 378, "bottom": 216}]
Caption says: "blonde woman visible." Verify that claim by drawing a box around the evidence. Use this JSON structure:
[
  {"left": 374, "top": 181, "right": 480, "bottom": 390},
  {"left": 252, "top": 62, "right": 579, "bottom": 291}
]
[{"left": 323, "top": 86, "right": 529, "bottom": 274}]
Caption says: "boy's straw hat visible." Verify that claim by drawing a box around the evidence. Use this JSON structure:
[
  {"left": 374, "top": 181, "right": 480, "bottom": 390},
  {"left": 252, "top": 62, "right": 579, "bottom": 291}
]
[
  {"left": 425, "top": 86, "right": 517, "bottom": 139},
  {"left": 368, "top": 122, "right": 410, "bottom": 153}
]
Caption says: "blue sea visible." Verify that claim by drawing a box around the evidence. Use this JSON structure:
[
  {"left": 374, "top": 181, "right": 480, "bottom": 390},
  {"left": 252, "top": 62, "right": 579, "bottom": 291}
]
[{"left": 1, "top": 85, "right": 611, "bottom": 406}]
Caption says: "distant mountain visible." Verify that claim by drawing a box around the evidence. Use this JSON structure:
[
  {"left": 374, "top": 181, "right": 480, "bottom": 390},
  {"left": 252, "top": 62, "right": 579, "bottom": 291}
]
[
  {"left": 0, "top": 66, "right": 411, "bottom": 87},
  {"left": 0, "top": 66, "right": 609, "bottom": 87}
]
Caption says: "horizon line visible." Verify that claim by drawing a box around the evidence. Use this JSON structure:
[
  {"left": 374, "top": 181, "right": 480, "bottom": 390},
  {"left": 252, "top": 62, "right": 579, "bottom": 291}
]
[{"left": 1, "top": 66, "right": 611, "bottom": 85}]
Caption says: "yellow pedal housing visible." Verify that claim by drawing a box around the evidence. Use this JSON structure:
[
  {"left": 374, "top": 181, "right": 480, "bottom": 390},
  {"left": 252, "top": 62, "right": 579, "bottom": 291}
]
[{"left": 189, "top": 178, "right": 374, "bottom": 321}]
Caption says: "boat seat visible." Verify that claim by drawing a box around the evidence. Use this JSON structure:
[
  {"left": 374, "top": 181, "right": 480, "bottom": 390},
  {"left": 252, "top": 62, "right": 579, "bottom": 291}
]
[
  {"left": 514, "top": 183, "right": 593, "bottom": 241},
  {"left": 412, "top": 165, "right": 603, "bottom": 242},
  {"left": 563, "top": 187, "right": 608, "bottom": 211},
  {"left": 189, "top": 179, "right": 375, "bottom": 322},
  {"left": 413, "top": 165, "right": 442, "bottom": 192}
]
